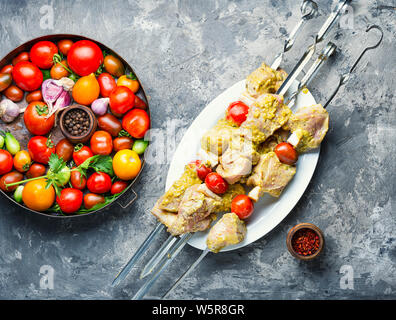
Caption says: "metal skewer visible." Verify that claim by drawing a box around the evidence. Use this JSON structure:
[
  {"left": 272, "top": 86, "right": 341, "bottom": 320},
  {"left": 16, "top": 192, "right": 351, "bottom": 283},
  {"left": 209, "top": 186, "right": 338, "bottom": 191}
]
[
  {"left": 323, "top": 25, "right": 383, "bottom": 108},
  {"left": 271, "top": 0, "right": 318, "bottom": 70},
  {"left": 161, "top": 25, "right": 383, "bottom": 300},
  {"left": 132, "top": 233, "right": 193, "bottom": 300},
  {"left": 111, "top": 223, "right": 165, "bottom": 287},
  {"left": 140, "top": 234, "right": 177, "bottom": 279},
  {"left": 112, "top": 0, "right": 352, "bottom": 290},
  {"left": 277, "top": 0, "right": 351, "bottom": 96},
  {"left": 162, "top": 248, "right": 209, "bottom": 299},
  {"left": 131, "top": 44, "right": 338, "bottom": 299},
  {"left": 286, "top": 41, "right": 337, "bottom": 108}
]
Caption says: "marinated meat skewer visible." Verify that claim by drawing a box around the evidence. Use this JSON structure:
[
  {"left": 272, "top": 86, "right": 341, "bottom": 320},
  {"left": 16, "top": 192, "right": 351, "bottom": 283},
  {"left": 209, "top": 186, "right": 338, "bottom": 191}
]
[
  {"left": 160, "top": 26, "right": 383, "bottom": 300},
  {"left": 112, "top": 2, "right": 353, "bottom": 291},
  {"left": 162, "top": 212, "right": 247, "bottom": 299},
  {"left": 133, "top": 49, "right": 335, "bottom": 295}
]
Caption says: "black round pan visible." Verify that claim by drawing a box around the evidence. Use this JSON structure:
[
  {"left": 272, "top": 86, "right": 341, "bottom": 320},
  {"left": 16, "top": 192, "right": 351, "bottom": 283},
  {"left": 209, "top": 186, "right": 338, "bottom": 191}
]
[{"left": 0, "top": 34, "right": 150, "bottom": 218}]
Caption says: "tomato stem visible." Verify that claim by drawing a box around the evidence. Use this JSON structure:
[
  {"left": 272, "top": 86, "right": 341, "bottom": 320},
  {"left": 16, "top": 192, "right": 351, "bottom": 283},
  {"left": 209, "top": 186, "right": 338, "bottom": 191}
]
[
  {"left": 5, "top": 175, "right": 47, "bottom": 187},
  {"left": 52, "top": 54, "right": 73, "bottom": 74}
]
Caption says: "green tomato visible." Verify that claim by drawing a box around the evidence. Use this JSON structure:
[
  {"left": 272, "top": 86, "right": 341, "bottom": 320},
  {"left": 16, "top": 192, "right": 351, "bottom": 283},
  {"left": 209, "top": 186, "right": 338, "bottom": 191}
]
[
  {"left": 0, "top": 135, "right": 4, "bottom": 149},
  {"left": 14, "top": 185, "right": 24, "bottom": 203},
  {"left": 4, "top": 132, "right": 20, "bottom": 155},
  {"left": 47, "top": 166, "right": 71, "bottom": 186},
  {"left": 132, "top": 140, "right": 148, "bottom": 155}
]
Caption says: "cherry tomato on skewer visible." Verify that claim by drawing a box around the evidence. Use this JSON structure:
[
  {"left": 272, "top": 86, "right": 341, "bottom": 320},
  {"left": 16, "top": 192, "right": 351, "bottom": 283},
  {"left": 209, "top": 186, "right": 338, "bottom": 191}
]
[
  {"left": 189, "top": 160, "right": 212, "bottom": 181},
  {"left": 205, "top": 172, "right": 228, "bottom": 194},
  {"left": 226, "top": 101, "right": 249, "bottom": 126},
  {"left": 231, "top": 194, "right": 254, "bottom": 219},
  {"left": 274, "top": 142, "right": 298, "bottom": 165}
]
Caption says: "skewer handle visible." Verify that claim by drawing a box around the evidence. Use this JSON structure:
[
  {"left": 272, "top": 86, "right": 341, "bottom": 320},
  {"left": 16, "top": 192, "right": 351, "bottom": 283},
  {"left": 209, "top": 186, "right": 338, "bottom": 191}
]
[
  {"left": 286, "top": 42, "right": 337, "bottom": 108},
  {"left": 111, "top": 223, "right": 165, "bottom": 287},
  {"left": 140, "top": 234, "right": 177, "bottom": 279},
  {"left": 271, "top": 0, "right": 318, "bottom": 70},
  {"left": 316, "top": 0, "right": 351, "bottom": 43},
  {"left": 132, "top": 233, "right": 193, "bottom": 300},
  {"left": 162, "top": 249, "right": 210, "bottom": 299}
]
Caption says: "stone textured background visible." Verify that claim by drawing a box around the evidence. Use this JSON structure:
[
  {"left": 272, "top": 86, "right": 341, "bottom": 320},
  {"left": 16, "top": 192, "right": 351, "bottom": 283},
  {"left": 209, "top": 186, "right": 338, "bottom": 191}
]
[{"left": 0, "top": 0, "right": 395, "bottom": 299}]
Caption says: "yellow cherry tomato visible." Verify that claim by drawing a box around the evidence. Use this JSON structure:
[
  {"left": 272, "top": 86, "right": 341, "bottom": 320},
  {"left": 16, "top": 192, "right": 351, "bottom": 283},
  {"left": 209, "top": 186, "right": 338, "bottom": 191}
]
[
  {"left": 72, "top": 73, "right": 100, "bottom": 105},
  {"left": 117, "top": 75, "right": 139, "bottom": 93},
  {"left": 13, "top": 150, "right": 31, "bottom": 173},
  {"left": 113, "top": 149, "right": 141, "bottom": 180},
  {"left": 22, "top": 179, "right": 55, "bottom": 211}
]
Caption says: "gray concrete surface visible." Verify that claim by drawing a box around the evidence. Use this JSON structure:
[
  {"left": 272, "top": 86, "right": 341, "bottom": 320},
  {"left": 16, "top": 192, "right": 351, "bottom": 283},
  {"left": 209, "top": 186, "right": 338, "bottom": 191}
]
[{"left": 0, "top": 0, "right": 395, "bottom": 300}]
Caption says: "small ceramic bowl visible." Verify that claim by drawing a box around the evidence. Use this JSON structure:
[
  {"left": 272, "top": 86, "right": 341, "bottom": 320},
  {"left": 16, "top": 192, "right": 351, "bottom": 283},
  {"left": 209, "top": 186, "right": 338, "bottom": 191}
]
[
  {"left": 286, "top": 223, "right": 324, "bottom": 260},
  {"left": 59, "top": 104, "right": 97, "bottom": 144}
]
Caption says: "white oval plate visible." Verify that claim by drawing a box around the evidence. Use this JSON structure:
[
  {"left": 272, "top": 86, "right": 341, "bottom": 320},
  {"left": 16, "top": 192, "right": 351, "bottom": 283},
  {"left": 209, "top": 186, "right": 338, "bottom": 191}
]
[{"left": 166, "top": 79, "right": 319, "bottom": 252}]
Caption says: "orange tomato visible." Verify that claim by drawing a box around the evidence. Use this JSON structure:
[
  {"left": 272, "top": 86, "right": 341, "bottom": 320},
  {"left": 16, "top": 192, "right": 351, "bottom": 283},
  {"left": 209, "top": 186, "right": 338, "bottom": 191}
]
[
  {"left": 50, "top": 59, "right": 70, "bottom": 79},
  {"left": 117, "top": 75, "right": 139, "bottom": 93},
  {"left": 13, "top": 150, "right": 31, "bottom": 172},
  {"left": 112, "top": 149, "right": 141, "bottom": 180},
  {"left": 22, "top": 179, "right": 55, "bottom": 211},
  {"left": 72, "top": 73, "right": 100, "bottom": 105}
]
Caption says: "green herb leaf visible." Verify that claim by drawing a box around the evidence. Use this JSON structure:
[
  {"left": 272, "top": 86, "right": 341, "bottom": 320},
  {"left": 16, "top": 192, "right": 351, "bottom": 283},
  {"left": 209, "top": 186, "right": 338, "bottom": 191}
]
[
  {"left": 48, "top": 153, "right": 66, "bottom": 173},
  {"left": 77, "top": 155, "right": 114, "bottom": 177}
]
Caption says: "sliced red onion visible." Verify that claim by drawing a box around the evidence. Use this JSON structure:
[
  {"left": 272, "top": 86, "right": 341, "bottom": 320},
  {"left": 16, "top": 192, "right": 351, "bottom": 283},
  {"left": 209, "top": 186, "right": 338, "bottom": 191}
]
[
  {"left": 47, "top": 91, "right": 72, "bottom": 118},
  {"left": 42, "top": 79, "right": 64, "bottom": 110}
]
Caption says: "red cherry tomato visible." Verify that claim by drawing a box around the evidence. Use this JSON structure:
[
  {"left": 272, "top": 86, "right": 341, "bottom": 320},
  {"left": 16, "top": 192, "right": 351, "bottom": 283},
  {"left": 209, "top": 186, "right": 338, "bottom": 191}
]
[
  {"left": 97, "top": 114, "right": 122, "bottom": 137},
  {"left": 0, "top": 171, "right": 23, "bottom": 192},
  {"left": 55, "top": 138, "right": 74, "bottom": 162},
  {"left": 4, "top": 85, "right": 23, "bottom": 102},
  {"left": 84, "top": 193, "right": 105, "bottom": 210},
  {"left": 231, "top": 194, "right": 254, "bottom": 219},
  {"left": 29, "top": 41, "right": 58, "bottom": 69},
  {"left": 0, "top": 65, "right": 13, "bottom": 73},
  {"left": 70, "top": 167, "right": 87, "bottom": 190},
  {"left": 27, "top": 136, "right": 55, "bottom": 165},
  {"left": 109, "top": 86, "right": 135, "bottom": 116},
  {"left": 26, "top": 163, "right": 46, "bottom": 179},
  {"left": 67, "top": 40, "right": 104, "bottom": 76},
  {"left": 274, "top": 142, "right": 298, "bottom": 165},
  {"left": 12, "top": 61, "right": 43, "bottom": 92},
  {"left": 97, "top": 72, "right": 117, "bottom": 97},
  {"left": 122, "top": 109, "right": 150, "bottom": 139},
  {"left": 226, "top": 101, "right": 249, "bottom": 126},
  {"left": 12, "top": 52, "right": 29, "bottom": 66},
  {"left": 58, "top": 39, "right": 74, "bottom": 56},
  {"left": 56, "top": 188, "right": 83, "bottom": 214},
  {"left": 87, "top": 172, "right": 112, "bottom": 194},
  {"left": 24, "top": 101, "right": 55, "bottom": 135},
  {"left": 111, "top": 181, "right": 128, "bottom": 195},
  {"left": 90, "top": 130, "right": 113, "bottom": 155},
  {"left": 205, "top": 172, "right": 228, "bottom": 194},
  {"left": 0, "top": 150, "right": 13, "bottom": 175},
  {"left": 189, "top": 160, "right": 212, "bottom": 181},
  {"left": 134, "top": 95, "right": 147, "bottom": 109},
  {"left": 72, "top": 145, "right": 94, "bottom": 166}
]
